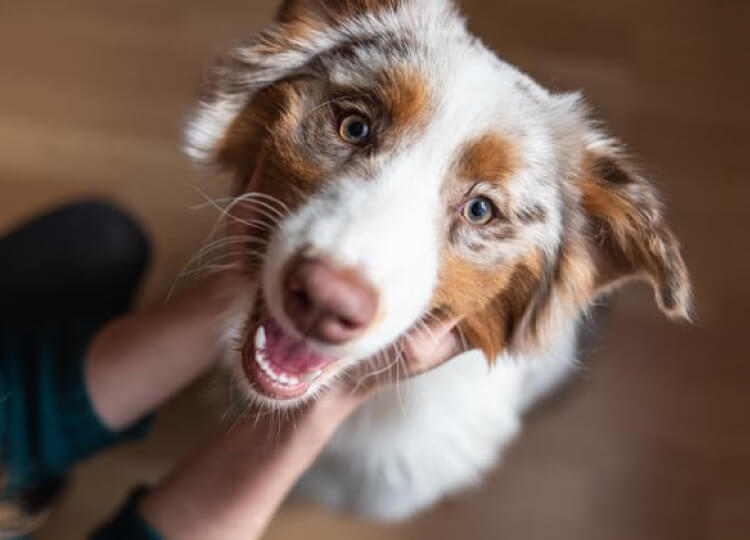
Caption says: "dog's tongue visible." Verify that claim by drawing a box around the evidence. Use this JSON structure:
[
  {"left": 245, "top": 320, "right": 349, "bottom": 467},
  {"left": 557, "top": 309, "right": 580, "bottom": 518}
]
[{"left": 263, "top": 318, "right": 338, "bottom": 375}]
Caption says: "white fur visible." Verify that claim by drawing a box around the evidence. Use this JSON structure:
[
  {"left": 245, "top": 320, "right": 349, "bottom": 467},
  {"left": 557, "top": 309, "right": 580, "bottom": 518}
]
[{"left": 297, "top": 321, "right": 579, "bottom": 520}]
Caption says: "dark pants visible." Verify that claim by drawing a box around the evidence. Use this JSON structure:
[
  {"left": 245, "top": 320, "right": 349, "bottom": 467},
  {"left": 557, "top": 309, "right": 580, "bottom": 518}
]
[
  {"left": 0, "top": 200, "right": 151, "bottom": 528},
  {"left": 0, "top": 200, "right": 151, "bottom": 323}
]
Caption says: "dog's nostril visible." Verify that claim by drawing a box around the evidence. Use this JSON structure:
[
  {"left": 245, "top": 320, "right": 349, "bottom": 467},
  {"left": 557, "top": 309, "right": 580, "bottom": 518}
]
[
  {"left": 291, "top": 288, "right": 313, "bottom": 312},
  {"left": 336, "top": 316, "right": 358, "bottom": 331}
]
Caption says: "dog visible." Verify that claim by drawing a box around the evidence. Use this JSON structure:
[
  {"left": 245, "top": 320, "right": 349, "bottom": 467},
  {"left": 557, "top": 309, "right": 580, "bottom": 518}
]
[{"left": 186, "top": 0, "right": 692, "bottom": 521}]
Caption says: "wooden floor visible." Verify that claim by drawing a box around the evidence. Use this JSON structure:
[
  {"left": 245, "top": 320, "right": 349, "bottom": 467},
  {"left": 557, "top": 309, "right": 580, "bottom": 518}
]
[{"left": 2, "top": 1, "right": 749, "bottom": 539}]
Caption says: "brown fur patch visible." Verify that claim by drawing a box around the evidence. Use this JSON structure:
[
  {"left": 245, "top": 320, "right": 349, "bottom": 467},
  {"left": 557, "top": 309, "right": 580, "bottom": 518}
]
[
  {"left": 432, "top": 253, "right": 514, "bottom": 321},
  {"left": 378, "top": 65, "right": 431, "bottom": 134},
  {"left": 456, "top": 133, "right": 519, "bottom": 185},
  {"left": 431, "top": 250, "right": 545, "bottom": 361},
  {"left": 215, "top": 83, "right": 294, "bottom": 173},
  {"left": 458, "top": 257, "right": 545, "bottom": 361}
]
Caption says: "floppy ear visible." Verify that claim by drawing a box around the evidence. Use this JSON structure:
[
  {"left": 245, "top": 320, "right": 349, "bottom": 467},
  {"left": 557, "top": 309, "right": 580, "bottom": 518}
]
[
  {"left": 184, "top": 2, "right": 343, "bottom": 169},
  {"left": 576, "top": 136, "right": 692, "bottom": 320}
]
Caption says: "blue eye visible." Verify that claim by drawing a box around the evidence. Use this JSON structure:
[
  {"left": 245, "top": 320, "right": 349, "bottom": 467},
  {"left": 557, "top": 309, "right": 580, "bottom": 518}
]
[
  {"left": 339, "top": 115, "right": 370, "bottom": 144},
  {"left": 463, "top": 197, "right": 494, "bottom": 225}
]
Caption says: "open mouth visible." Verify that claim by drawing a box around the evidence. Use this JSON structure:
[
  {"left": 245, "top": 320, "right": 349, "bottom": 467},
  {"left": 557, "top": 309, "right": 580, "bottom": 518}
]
[{"left": 242, "top": 316, "right": 341, "bottom": 400}]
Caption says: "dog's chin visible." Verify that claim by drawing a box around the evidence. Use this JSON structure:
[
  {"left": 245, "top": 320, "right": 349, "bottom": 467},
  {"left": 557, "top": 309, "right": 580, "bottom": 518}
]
[{"left": 239, "top": 308, "right": 349, "bottom": 408}]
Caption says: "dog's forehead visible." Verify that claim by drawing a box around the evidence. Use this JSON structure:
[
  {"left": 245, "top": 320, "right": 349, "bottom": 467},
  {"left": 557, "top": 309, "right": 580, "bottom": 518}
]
[
  {"left": 327, "top": 38, "right": 546, "bottom": 129},
  {"left": 323, "top": 35, "right": 562, "bottom": 184}
]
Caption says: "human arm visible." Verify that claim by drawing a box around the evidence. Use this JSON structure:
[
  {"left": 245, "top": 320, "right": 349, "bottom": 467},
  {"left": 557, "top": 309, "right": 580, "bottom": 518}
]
[{"left": 85, "top": 271, "right": 250, "bottom": 431}]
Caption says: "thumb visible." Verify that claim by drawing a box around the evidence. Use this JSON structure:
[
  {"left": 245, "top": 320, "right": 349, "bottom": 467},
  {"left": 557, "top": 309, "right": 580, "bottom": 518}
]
[{"left": 400, "top": 317, "right": 465, "bottom": 377}]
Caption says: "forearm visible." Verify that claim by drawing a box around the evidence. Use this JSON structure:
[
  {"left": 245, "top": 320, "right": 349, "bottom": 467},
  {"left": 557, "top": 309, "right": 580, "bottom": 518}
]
[
  {"left": 85, "top": 272, "right": 250, "bottom": 431},
  {"left": 139, "top": 393, "right": 361, "bottom": 540}
]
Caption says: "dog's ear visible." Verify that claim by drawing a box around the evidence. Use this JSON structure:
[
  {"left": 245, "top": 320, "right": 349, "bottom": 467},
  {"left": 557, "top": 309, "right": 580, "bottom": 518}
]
[
  {"left": 575, "top": 136, "right": 692, "bottom": 320},
  {"left": 184, "top": 4, "right": 335, "bottom": 169}
]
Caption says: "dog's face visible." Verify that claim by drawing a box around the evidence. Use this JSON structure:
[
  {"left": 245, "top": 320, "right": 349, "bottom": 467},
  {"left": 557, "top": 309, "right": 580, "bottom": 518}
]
[{"left": 187, "top": 0, "right": 691, "bottom": 408}]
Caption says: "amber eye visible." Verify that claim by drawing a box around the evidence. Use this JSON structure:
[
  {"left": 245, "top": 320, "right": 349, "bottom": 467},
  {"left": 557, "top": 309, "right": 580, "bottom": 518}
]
[
  {"left": 339, "top": 114, "right": 371, "bottom": 145},
  {"left": 462, "top": 196, "right": 494, "bottom": 225}
]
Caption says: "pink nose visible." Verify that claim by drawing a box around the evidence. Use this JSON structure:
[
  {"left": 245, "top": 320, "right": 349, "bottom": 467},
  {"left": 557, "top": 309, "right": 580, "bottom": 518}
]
[{"left": 283, "top": 258, "right": 378, "bottom": 344}]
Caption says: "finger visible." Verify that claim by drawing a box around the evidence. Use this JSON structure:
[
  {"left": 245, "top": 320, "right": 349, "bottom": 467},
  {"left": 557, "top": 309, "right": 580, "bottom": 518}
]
[{"left": 402, "top": 318, "right": 465, "bottom": 377}]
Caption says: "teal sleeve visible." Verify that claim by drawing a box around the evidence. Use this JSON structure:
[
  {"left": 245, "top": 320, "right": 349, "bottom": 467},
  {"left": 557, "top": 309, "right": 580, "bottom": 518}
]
[
  {"left": 0, "top": 323, "right": 153, "bottom": 496},
  {"left": 89, "top": 487, "right": 163, "bottom": 540}
]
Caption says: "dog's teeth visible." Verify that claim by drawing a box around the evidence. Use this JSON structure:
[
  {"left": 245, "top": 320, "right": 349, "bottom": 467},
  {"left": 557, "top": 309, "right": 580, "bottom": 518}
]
[
  {"left": 252, "top": 329, "right": 307, "bottom": 386},
  {"left": 254, "top": 348, "right": 266, "bottom": 368},
  {"left": 255, "top": 325, "right": 267, "bottom": 351},
  {"left": 301, "top": 369, "right": 323, "bottom": 383},
  {"left": 264, "top": 366, "right": 279, "bottom": 381}
]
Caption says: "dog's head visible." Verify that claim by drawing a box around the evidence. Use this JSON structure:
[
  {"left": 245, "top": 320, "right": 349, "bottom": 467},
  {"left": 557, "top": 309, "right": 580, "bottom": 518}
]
[{"left": 186, "top": 0, "right": 691, "bottom": 408}]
